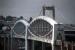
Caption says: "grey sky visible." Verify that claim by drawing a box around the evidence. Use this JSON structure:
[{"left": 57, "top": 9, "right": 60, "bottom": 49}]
[{"left": 0, "top": 0, "right": 75, "bottom": 24}]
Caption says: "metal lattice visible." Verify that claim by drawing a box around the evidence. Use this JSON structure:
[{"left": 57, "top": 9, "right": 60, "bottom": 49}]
[{"left": 29, "top": 19, "right": 52, "bottom": 37}]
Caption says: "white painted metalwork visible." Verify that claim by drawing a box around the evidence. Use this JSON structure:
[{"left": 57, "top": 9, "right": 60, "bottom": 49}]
[
  {"left": 12, "top": 19, "right": 29, "bottom": 50},
  {"left": 13, "top": 20, "right": 29, "bottom": 37},
  {"left": 28, "top": 16, "right": 57, "bottom": 44}
]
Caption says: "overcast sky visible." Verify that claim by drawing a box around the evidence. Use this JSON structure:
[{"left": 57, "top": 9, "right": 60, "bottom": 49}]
[{"left": 0, "top": 0, "right": 75, "bottom": 24}]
